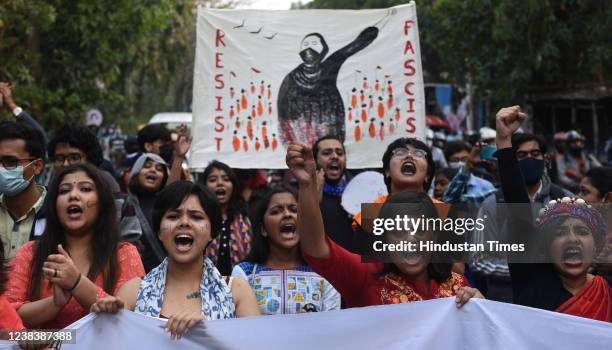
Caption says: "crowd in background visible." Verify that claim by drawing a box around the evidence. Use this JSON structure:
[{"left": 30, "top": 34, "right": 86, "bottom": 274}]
[{"left": 0, "top": 82, "right": 610, "bottom": 345}]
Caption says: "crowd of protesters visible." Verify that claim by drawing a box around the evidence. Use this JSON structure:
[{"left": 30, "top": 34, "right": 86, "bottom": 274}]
[{"left": 0, "top": 81, "right": 610, "bottom": 346}]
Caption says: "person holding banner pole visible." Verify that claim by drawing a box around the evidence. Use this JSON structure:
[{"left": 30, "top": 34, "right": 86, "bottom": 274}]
[
  {"left": 5, "top": 164, "right": 145, "bottom": 329},
  {"left": 92, "top": 181, "right": 260, "bottom": 340},
  {"left": 286, "top": 143, "right": 483, "bottom": 308},
  {"left": 495, "top": 106, "right": 611, "bottom": 322}
]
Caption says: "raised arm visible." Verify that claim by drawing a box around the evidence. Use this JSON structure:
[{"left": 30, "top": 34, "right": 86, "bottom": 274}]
[
  {"left": 0, "top": 83, "right": 48, "bottom": 145},
  {"left": 286, "top": 143, "right": 330, "bottom": 258},
  {"left": 167, "top": 124, "right": 192, "bottom": 185},
  {"left": 495, "top": 107, "right": 542, "bottom": 275},
  {"left": 324, "top": 27, "right": 378, "bottom": 73},
  {"left": 495, "top": 106, "right": 529, "bottom": 204}
]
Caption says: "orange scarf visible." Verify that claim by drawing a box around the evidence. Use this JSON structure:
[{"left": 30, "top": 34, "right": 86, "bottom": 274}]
[
  {"left": 555, "top": 276, "right": 612, "bottom": 322},
  {"left": 352, "top": 195, "right": 449, "bottom": 230}
]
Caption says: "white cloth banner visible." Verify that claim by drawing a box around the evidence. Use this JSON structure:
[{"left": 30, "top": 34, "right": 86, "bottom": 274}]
[
  {"left": 2, "top": 298, "right": 610, "bottom": 349},
  {"left": 191, "top": 2, "right": 426, "bottom": 169}
]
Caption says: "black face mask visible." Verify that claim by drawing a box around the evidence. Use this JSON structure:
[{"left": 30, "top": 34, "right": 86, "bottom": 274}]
[
  {"left": 569, "top": 146, "right": 583, "bottom": 156},
  {"left": 299, "top": 48, "right": 321, "bottom": 64},
  {"left": 519, "top": 158, "right": 545, "bottom": 185},
  {"left": 159, "top": 144, "right": 174, "bottom": 164}
]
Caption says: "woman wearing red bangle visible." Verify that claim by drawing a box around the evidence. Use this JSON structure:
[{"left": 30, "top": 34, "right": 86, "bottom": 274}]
[{"left": 5, "top": 163, "right": 144, "bottom": 329}]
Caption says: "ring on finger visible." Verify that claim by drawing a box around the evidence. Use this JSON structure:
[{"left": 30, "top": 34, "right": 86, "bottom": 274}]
[{"left": 54, "top": 268, "right": 58, "bottom": 277}]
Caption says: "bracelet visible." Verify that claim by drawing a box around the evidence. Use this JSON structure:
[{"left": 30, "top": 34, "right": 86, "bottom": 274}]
[{"left": 68, "top": 273, "right": 82, "bottom": 292}]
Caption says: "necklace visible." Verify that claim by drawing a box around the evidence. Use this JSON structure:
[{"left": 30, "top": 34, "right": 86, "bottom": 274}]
[{"left": 186, "top": 291, "right": 200, "bottom": 299}]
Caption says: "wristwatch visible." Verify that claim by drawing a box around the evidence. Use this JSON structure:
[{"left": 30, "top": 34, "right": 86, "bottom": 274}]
[{"left": 12, "top": 106, "right": 23, "bottom": 117}]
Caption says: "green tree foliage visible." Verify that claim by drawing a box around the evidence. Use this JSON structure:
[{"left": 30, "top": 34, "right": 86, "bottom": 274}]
[
  {"left": 2, "top": 0, "right": 609, "bottom": 129},
  {"left": 301, "top": 0, "right": 612, "bottom": 106},
  {"left": 0, "top": 0, "right": 198, "bottom": 130}
]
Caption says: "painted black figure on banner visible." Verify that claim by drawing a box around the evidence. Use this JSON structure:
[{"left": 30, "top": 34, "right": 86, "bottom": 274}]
[{"left": 277, "top": 27, "right": 379, "bottom": 146}]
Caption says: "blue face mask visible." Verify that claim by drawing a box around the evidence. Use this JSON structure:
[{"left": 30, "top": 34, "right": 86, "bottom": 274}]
[
  {"left": 0, "top": 161, "right": 35, "bottom": 197},
  {"left": 518, "top": 158, "right": 544, "bottom": 185}
]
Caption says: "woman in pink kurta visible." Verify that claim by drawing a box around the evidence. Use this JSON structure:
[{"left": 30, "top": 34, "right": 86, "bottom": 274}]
[
  {"left": 4, "top": 163, "right": 144, "bottom": 328},
  {"left": 6, "top": 241, "right": 143, "bottom": 329}
]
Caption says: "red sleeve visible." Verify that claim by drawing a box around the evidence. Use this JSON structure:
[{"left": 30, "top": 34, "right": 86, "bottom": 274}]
[
  {"left": 5, "top": 242, "right": 35, "bottom": 310},
  {"left": 302, "top": 236, "right": 379, "bottom": 304},
  {"left": 111, "top": 243, "right": 145, "bottom": 295},
  {"left": 0, "top": 296, "right": 25, "bottom": 331},
  {"left": 459, "top": 273, "right": 470, "bottom": 287}
]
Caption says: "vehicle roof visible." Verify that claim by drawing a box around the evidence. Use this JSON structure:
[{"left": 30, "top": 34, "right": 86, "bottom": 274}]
[{"left": 148, "top": 112, "right": 192, "bottom": 124}]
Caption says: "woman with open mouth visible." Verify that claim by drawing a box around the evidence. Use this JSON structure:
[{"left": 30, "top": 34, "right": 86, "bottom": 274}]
[
  {"left": 231, "top": 186, "right": 341, "bottom": 315},
  {"left": 91, "top": 181, "right": 260, "bottom": 339},
  {"left": 6, "top": 163, "right": 145, "bottom": 329},
  {"left": 351, "top": 137, "right": 447, "bottom": 233},
  {"left": 126, "top": 153, "right": 170, "bottom": 272},
  {"left": 286, "top": 143, "right": 482, "bottom": 308},
  {"left": 495, "top": 106, "right": 611, "bottom": 322},
  {"left": 201, "top": 161, "right": 253, "bottom": 276}
]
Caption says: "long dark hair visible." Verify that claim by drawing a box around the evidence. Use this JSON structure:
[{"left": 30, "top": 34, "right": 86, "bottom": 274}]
[
  {"left": 245, "top": 186, "right": 305, "bottom": 265},
  {"left": 201, "top": 160, "right": 247, "bottom": 216},
  {"left": 376, "top": 191, "right": 453, "bottom": 283},
  {"left": 29, "top": 163, "right": 120, "bottom": 300}
]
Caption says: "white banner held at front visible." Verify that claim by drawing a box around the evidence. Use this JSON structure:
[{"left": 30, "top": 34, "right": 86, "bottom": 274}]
[
  {"left": 1, "top": 298, "right": 608, "bottom": 349},
  {"left": 191, "top": 2, "right": 426, "bottom": 169}
]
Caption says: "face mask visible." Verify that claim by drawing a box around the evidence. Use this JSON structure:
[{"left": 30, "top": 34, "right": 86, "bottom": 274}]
[
  {"left": 159, "top": 144, "right": 174, "bottom": 164},
  {"left": 0, "top": 161, "right": 35, "bottom": 197},
  {"left": 569, "top": 146, "right": 582, "bottom": 156},
  {"left": 518, "top": 158, "right": 544, "bottom": 185},
  {"left": 299, "top": 48, "right": 321, "bottom": 64},
  {"left": 448, "top": 161, "right": 465, "bottom": 169}
]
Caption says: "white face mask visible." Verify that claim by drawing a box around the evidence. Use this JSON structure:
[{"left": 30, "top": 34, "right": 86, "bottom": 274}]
[{"left": 448, "top": 161, "right": 465, "bottom": 169}]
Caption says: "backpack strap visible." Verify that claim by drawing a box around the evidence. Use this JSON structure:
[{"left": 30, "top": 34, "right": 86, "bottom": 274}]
[{"left": 127, "top": 195, "right": 166, "bottom": 262}]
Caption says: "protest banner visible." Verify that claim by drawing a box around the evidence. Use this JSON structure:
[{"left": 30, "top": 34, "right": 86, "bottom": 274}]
[
  {"left": 2, "top": 298, "right": 609, "bottom": 349},
  {"left": 191, "top": 2, "right": 426, "bottom": 169}
]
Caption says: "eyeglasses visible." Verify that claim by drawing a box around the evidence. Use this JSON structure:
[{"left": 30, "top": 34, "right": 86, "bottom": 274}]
[
  {"left": 0, "top": 156, "right": 36, "bottom": 170},
  {"left": 449, "top": 156, "right": 469, "bottom": 163},
  {"left": 516, "top": 150, "right": 543, "bottom": 160},
  {"left": 391, "top": 147, "right": 427, "bottom": 159},
  {"left": 53, "top": 153, "right": 83, "bottom": 165}
]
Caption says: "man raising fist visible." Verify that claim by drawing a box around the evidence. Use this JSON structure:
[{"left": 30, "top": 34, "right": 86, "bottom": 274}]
[{"left": 495, "top": 105, "right": 527, "bottom": 149}]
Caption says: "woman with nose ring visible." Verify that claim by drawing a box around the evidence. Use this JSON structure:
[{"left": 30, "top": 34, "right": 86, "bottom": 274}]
[{"left": 495, "top": 106, "right": 611, "bottom": 322}]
